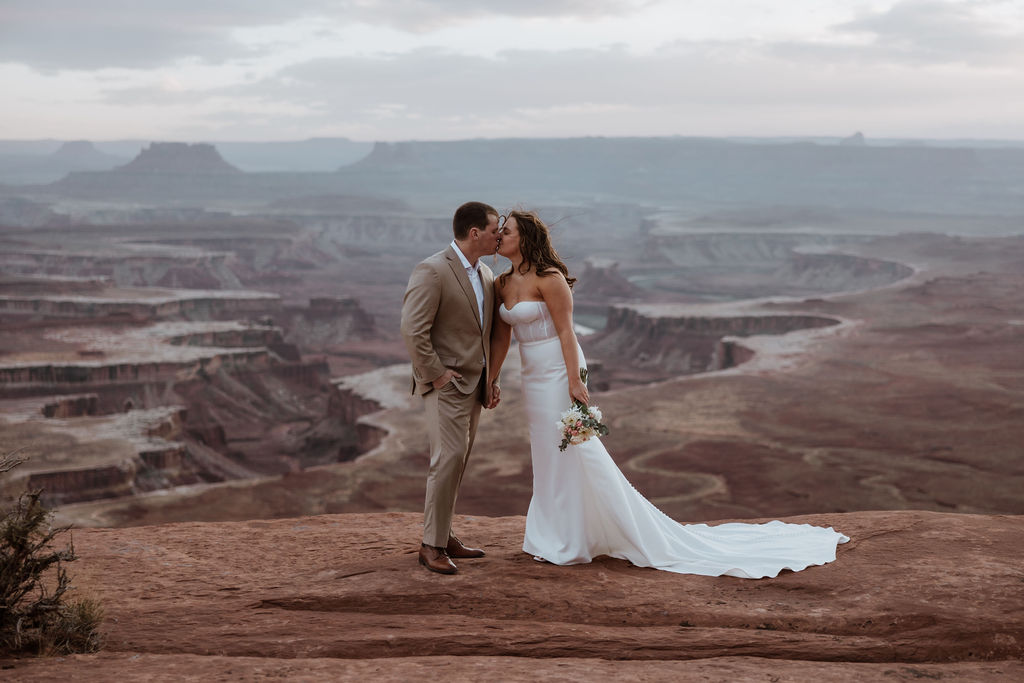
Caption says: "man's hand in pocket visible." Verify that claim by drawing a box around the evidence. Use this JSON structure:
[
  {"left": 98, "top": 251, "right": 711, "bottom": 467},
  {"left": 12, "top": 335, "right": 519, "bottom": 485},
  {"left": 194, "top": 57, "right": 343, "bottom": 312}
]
[{"left": 431, "top": 368, "right": 462, "bottom": 390}]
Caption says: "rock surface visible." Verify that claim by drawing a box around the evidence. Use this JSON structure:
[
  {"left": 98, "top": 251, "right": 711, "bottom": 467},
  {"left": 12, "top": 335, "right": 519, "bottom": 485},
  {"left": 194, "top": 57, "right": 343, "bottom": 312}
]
[{"left": 3, "top": 510, "right": 1022, "bottom": 680}]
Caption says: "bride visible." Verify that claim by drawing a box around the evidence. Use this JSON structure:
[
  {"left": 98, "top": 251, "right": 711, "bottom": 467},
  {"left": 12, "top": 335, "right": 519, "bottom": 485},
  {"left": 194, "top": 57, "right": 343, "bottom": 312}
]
[{"left": 486, "top": 210, "right": 849, "bottom": 578}]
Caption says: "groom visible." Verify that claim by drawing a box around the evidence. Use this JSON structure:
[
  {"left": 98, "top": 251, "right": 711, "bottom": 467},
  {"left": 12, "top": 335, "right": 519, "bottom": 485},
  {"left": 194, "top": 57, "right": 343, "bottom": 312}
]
[{"left": 400, "top": 201, "right": 502, "bottom": 574}]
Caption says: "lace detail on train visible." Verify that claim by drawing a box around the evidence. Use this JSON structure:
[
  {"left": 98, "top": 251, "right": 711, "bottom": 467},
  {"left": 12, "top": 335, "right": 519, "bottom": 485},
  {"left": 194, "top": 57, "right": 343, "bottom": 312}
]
[
  {"left": 508, "top": 304, "right": 850, "bottom": 579},
  {"left": 499, "top": 300, "right": 557, "bottom": 344}
]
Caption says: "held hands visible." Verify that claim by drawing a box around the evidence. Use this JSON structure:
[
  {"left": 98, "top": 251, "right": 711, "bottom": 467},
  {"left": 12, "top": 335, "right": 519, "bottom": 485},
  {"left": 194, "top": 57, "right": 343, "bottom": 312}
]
[
  {"left": 485, "top": 380, "right": 501, "bottom": 409},
  {"left": 432, "top": 369, "right": 502, "bottom": 410}
]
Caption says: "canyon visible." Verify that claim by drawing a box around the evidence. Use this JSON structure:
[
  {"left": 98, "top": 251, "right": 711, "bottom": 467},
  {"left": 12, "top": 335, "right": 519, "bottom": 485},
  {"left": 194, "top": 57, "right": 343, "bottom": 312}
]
[
  {"left": 36, "top": 230, "right": 1023, "bottom": 531},
  {"left": 0, "top": 213, "right": 926, "bottom": 516},
  {"left": 0, "top": 137, "right": 1022, "bottom": 677}
]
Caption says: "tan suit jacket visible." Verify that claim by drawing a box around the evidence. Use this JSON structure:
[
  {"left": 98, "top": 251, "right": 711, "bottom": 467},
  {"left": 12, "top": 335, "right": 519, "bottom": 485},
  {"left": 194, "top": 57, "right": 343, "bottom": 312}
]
[{"left": 400, "top": 245, "right": 494, "bottom": 398}]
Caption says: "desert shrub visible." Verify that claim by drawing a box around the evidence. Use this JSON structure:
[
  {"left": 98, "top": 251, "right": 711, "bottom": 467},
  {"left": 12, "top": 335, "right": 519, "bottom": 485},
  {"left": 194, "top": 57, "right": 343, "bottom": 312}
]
[{"left": 0, "top": 453, "right": 103, "bottom": 655}]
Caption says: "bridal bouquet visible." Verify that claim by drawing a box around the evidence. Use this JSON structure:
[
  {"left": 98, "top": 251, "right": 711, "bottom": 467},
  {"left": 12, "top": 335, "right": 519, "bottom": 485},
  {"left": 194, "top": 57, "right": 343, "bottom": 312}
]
[{"left": 557, "top": 369, "right": 610, "bottom": 451}]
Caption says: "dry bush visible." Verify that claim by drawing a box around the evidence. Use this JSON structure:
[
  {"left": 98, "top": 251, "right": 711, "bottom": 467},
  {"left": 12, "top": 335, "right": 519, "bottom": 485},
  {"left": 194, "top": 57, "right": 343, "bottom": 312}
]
[{"left": 0, "top": 452, "right": 103, "bottom": 656}]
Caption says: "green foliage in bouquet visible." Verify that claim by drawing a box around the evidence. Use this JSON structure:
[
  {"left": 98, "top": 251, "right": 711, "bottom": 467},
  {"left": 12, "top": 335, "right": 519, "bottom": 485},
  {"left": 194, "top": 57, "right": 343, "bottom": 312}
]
[{"left": 557, "top": 369, "right": 610, "bottom": 451}]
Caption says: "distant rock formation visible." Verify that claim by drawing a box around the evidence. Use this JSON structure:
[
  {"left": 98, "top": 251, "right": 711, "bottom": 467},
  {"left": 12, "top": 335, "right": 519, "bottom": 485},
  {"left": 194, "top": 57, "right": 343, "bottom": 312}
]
[
  {"left": 116, "top": 142, "right": 242, "bottom": 174},
  {"left": 0, "top": 140, "right": 125, "bottom": 185},
  {"left": 51, "top": 140, "right": 121, "bottom": 165},
  {"left": 587, "top": 306, "right": 841, "bottom": 378},
  {"left": 36, "top": 136, "right": 1024, "bottom": 214},
  {"left": 574, "top": 259, "right": 646, "bottom": 302},
  {"left": 343, "top": 137, "right": 1021, "bottom": 215},
  {"left": 840, "top": 131, "right": 866, "bottom": 146}
]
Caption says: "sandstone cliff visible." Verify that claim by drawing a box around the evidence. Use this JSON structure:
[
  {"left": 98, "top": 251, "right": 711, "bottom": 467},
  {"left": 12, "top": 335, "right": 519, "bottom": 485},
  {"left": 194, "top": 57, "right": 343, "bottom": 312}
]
[{"left": 584, "top": 304, "right": 844, "bottom": 383}]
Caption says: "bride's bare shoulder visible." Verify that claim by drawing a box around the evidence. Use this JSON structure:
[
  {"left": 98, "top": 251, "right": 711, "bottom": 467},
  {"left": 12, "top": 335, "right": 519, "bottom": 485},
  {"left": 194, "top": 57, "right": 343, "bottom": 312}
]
[
  {"left": 537, "top": 268, "right": 569, "bottom": 286},
  {"left": 536, "top": 271, "right": 572, "bottom": 304}
]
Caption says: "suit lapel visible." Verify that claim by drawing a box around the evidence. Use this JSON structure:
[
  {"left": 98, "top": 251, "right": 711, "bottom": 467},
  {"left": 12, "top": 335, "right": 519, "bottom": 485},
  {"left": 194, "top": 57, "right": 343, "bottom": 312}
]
[
  {"left": 481, "top": 264, "right": 494, "bottom": 333},
  {"left": 445, "top": 246, "right": 483, "bottom": 331}
]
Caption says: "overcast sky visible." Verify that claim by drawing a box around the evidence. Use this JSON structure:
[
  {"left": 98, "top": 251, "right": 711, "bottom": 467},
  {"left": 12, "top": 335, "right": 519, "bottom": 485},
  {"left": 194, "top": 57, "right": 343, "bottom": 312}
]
[{"left": 2, "top": 0, "right": 1023, "bottom": 142}]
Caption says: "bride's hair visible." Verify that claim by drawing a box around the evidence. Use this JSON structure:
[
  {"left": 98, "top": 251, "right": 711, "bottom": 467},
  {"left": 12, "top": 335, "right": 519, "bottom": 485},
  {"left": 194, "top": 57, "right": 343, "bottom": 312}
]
[{"left": 499, "top": 210, "right": 576, "bottom": 289}]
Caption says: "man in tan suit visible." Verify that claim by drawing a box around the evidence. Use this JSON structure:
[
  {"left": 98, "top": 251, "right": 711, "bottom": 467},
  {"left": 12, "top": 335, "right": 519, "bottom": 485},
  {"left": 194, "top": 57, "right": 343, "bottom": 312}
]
[{"left": 400, "top": 201, "right": 502, "bottom": 574}]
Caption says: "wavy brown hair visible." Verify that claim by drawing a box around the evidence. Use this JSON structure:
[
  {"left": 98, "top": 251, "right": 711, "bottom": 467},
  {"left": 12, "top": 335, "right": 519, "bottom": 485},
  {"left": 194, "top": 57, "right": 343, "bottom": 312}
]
[{"left": 499, "top": 210, "right": 576, "bottom": 289}]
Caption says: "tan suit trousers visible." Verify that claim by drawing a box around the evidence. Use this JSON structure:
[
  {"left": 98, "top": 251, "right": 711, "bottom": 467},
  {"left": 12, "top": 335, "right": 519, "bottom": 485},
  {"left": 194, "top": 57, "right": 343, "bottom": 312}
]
[{"left": 422, "top": 377, "right": 483, "bottom": 547}]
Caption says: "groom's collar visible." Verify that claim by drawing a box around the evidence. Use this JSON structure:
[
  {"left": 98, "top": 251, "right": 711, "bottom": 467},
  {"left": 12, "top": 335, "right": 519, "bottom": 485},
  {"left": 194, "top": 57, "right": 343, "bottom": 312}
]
[{"left": 450, "top": 240, "right": 479, "bottom": 271}]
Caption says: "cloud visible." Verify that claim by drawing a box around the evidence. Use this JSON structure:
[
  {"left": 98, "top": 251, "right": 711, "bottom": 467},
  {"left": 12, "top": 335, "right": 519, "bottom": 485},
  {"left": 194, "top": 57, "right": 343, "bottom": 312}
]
[
  {"left": 343, "top": 0, "right": 648, "bottom": 31},
  {"left": 0, "top": 1, "right": 288, "bottom": 70},
  {"left": 774, "top": 0, "right": 1024, "bottom": 66},
  {"left": 6, "top": 1, "right": 1024, "bottom": 140},
  {"left": 0, "top": 26, "right": 249, "bottom": 73},
  {"left": 237, "top": 47, "right": 674, "bottom": 123},
  {"left": 0, "top": 0, "right": 648, "bottom": 71},
  {"left": 143, "top": 40, "right": 1022, "bottom": 140},
  {"left": 99, "top": 45, "right": 751, "bottom": 139}
]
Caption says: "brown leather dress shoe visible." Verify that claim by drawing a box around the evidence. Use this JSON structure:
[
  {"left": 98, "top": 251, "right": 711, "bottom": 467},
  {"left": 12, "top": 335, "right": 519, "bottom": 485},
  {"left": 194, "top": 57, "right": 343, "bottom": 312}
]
[
  {"left": 446, "top": 535, "right": 485, "bottom": 559},
  {"left": 419, "top": 544, "right": 457, "bottom": 574}
]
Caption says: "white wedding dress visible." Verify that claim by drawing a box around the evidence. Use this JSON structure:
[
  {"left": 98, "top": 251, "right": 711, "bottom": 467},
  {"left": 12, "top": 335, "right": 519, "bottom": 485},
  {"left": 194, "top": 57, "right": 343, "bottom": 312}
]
[{"left": 500, "top": 300, "right": 849, "bottom": 579}]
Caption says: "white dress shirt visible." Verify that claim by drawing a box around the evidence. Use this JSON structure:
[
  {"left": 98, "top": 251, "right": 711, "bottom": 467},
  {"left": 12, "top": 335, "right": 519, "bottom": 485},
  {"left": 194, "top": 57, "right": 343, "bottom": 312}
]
[{"left": 451, "top": 240, "right": 485, "bottom": 326}]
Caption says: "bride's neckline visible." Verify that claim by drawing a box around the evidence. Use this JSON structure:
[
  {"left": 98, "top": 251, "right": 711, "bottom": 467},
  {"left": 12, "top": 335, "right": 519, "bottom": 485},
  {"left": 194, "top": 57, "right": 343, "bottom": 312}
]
[{"left": 501, "top": 299, "right": 545, "bottom": 311}]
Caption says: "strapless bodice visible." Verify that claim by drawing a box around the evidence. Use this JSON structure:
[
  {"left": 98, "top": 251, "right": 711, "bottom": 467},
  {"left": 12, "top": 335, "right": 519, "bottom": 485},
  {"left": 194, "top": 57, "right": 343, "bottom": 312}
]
[{"left": 499, "top": 300, "right": 558, "bottom": 344}]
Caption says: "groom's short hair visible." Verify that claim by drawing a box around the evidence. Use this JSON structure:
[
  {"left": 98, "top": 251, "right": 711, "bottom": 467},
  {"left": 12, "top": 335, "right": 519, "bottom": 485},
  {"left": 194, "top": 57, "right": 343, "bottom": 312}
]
[{"left": 453, "top": 201, "right": 498, "bottom": 240}]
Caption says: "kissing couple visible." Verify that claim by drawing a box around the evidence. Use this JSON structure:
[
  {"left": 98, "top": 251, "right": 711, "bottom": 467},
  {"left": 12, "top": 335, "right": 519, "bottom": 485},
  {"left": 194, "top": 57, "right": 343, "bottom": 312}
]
[{"left": 400, "top": 201, "right": 848, "bottom": 577}]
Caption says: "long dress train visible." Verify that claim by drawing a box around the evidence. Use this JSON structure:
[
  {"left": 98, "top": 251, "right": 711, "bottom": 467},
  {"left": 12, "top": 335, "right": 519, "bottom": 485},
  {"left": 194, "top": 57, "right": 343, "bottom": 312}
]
[{"left": 500, "top": 300, "right": 849, "bottom": 579}]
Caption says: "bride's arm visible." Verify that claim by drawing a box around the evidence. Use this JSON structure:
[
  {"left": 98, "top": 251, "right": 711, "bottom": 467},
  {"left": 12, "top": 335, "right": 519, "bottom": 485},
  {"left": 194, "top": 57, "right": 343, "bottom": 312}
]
[
  {"left": 539, "top": 272, "right": 589, "bottom": 406},
  {"left": 487, "top": 280, "right": 512, "bottom": 407}
]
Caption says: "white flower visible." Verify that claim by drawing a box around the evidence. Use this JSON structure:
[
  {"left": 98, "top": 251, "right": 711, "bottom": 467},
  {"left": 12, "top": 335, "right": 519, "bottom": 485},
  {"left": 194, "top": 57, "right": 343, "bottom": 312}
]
[
  {"left": 560, "top": 406, "right": 583, "bottom": 423},
  {"left": 557, "top": 390, "right": 610, "bottom": 451}
]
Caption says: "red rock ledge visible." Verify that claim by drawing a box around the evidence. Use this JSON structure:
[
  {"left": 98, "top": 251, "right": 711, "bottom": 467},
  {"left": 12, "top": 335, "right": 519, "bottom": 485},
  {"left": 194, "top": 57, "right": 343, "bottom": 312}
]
[{"left": 2, "top": 510, "right": 1022, "bottom": 681}]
